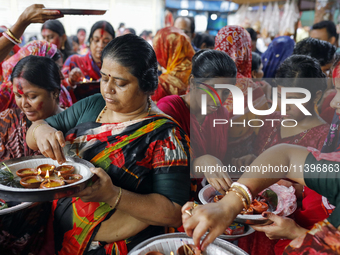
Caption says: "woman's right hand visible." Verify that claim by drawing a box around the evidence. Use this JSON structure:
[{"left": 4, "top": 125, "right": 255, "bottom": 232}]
[
  {"left": 68, "top": 68, "right": 84, "bottom": 86},
  {"left": 18, "top": 4, "right": 64, "bottom": 25},
  {"left": 35, "top": 123, "right": 66, "bottom": 164}
]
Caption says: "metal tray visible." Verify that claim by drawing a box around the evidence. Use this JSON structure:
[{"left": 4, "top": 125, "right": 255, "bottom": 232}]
[
  {"left": 199, "top": 184, "right": 294, "bottom": 225},
  {"left": 128, "top": 233, "right": 248, "bottom": 255},
  {"left": 0, "top": 156, "right": 94, "bottom": 202},
  {"left": 43, "top": 8, "right": 106, "bottom": 15},
  {"left": 0, "top": 201, "right": 33, "bottom": 215}
]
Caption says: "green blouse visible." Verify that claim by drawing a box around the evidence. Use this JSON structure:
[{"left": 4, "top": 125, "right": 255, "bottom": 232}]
[{"left": 304, "top": 153, "right": 340, "bottom": 228}]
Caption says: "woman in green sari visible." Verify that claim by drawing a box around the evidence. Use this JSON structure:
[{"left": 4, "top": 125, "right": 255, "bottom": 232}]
[{"left": 27, "top": 34, "right": 191, "bottom": 254}]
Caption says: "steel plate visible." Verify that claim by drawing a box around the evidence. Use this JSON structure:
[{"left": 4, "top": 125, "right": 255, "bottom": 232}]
[
  {"left": 199, "top": 184, "right": 296, "bottom": 225},
  {"left": 128, "top": 233, "right": 248, "bottom": 255},
  {"left": 0, "top": 156, "right": 94, "bottom": 202}
]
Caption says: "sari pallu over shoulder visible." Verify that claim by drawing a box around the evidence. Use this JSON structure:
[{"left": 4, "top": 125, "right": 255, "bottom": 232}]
[{"left": 53, "top": 115, "right": 191, "bottom": 255}]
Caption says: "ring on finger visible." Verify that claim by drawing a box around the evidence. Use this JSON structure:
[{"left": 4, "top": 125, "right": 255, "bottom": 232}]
[{"left": 184, "top": 208, "right": 193, "bottom": 216}]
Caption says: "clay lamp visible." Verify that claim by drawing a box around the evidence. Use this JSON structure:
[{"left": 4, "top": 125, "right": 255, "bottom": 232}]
[
  {"left": 62, "top": 174, "right": 83, "bottom": 184},
  {"left": 20, "top": 175, "right": 44, "bottom": 188},
  {"left": 36, "top": 164, "right": 55, "bottom": 176},
  {"left": 40, "top": 171, "right": 65, "bottom": 188},
  {"left": 55, "top": 165, "right": 75, "bottom": 176},
  {"left": 16, "top": 168, "right": 38, "bottom": 178}
]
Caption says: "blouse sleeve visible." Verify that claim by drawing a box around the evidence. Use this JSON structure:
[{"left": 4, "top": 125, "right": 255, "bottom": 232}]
[
  {"left": 304, "top": 152, "right": 340, "bottom": 227},
  {"left": 45, "top": 94, "right": 105, "bottom": 134},
  {"left": 151, "top": 126, "right": 191, "bottom": 206}
]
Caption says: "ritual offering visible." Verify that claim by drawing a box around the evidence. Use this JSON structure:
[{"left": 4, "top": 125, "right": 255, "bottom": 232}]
[
  {"left": 199, "top": 184, "right": 297, "bottom": 224},
  {"left": 0, "top": 156, "right": 94, "bottom": 202},
  {"left": 62, "top": 174, "right": 83, "bottom": 184},
  {"left": 40, "top": 179, "right": 65, "bottom": 189},
  {"left": 37, "top": 164, "right": 56, "bottom": 176},
  {"left": 20, "top": 175, "right": 44, "bottom": 189},
  {"left": 55, "top": 165, "right": 75, "bottom": 176},
  {"left": 16, "top": 168, "right": 38, "bottom": 178}
]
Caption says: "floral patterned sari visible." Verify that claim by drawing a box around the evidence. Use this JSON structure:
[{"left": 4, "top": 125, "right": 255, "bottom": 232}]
[{"left": 53, "top": 115, "right": 190, "bottom": 255}]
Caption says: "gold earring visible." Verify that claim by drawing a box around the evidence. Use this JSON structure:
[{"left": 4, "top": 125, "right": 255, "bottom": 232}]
[{"left": 61, "top": 42, "right": 65, "bottom": 50}]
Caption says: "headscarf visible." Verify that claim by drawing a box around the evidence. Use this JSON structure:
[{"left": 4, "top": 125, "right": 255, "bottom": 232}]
[
  {"left": 215, "top": 25, "right": 262, "bottom": 113},
  {"left": 215, "top": 25, "right": 252, "bottom": 78},
  {"left": 308, "top": 60, "right": 340, "bottom": 161},
  {"left": 261, "top": 36, "right": 295, "bottom": 78},
  {"left": 151, "top": 26, "right": 195, "bottom": 102},
  {"left": 1, "top": 40, "right": 57, "bottom": 88}
]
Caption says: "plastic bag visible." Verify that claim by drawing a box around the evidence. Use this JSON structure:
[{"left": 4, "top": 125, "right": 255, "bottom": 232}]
[
  {"left": 268, "top": 2, "right": 280, "bottom": 37},
  {"left": 280, "top": 0, "right": 300, "bottom": 35},
  {"left": 261, "top": 3, "right": 273, "bottom": 38},
  {"left": 260, "top": 183, "right": 297, "bottom": 216}
]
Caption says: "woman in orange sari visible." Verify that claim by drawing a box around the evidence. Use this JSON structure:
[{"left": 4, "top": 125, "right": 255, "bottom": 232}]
[
  {"left": 151, "top": 26, "right": 195, "bottom": 102},
  {"left": 215, "top": 25, "right": 268, "bottom": 160}
]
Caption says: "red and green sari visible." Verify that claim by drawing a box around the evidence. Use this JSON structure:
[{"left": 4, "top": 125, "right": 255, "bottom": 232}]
[{"left": 52, "top": 115, "right": 191, "bottom": 255}]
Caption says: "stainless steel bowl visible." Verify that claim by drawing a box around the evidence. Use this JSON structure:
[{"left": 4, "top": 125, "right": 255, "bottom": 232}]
[
  {"left": 128, "top": 233, "right": 248, "bottom": 255},
  {"left": 0, "top": 155, "right": 94, "bottom": 202}
]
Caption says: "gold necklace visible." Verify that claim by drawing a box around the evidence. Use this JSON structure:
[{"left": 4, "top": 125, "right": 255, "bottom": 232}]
[{"left": 96, "top": 97, "right": 152, "bottom": 123}]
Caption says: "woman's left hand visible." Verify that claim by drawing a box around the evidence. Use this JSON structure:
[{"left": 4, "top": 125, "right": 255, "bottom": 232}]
[
  {"left": 252, "top": 212, "right": 308, "bottom": 240},
  {"left": 72, "top": 167, "right": 119, "bottom": 204}
]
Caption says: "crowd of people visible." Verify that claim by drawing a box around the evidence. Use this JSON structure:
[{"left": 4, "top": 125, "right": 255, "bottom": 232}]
[{"left": 0, "top": 3, "right": 339, "bottom": 255}]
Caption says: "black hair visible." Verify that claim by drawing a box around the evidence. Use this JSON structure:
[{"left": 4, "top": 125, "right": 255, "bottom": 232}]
[
  {"left": 275, "top": 55, "right": 327, "bottom": 98},
  {"left": 77, "top": 28, "right": 86, "bottom": 34},
  {"left": 11, "top": 55, "right": 61, "bottom": 95},
  {"left": 311, "top": 20, "right": 337, "bottom": 39},
  {"left": 175, "top": 16, "right": 195, "bottom": 34},
  {"left": 191, "top": 50, "right": 237, "bottom": 82},
  {"left": 41, "top": 20, "right": 74, "bottom": 62},
  {"left": 70, "top": 35, "right": 79, "bottom": 44},
  {"left": 252, "top": 52, "right": 262, "bottom": 72},
  {"left": 333, "top": 52, "right": 340, "bottom": 70},
  {"left": 119, "top": 23, "right": 125, "bottom": 28},
  {"left": 140, "top": 30, "right": 152, "bottom": 38},
  {"left": 101, "top": 34, "right": 158, "bottom": 93},
  {"left": 246, "top": 27, "right": 257, "bottom": 42},
  {"left": 124, "top": 28, "right": 136, "bottom": 35},
  {"left": 88, "top": 21, "right": 115, "bottom": 42},
  {"left": 193, "top": 33, "right": 214, "bottom": 49},
  {"left": 293, "top": 37, "right": 336, "bottom": 66}
]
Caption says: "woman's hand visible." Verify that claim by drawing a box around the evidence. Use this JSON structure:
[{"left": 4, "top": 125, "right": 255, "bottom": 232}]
[
  {"left": 252, "top": 212, "right": 308, "bottom": 240},
  {"left": 194, "top": 155, "right": 232, "bottom": 195},
  {"left": 33, "top": 122, "right": 66, "bottom": 164},
  {"left": 18, "top": 4, "right": 64, "bottom": 26},
  {"left": 68, "top": 68, "right": 84, "bottom": 86},
  {"left": 182, "top": 191, "right": 243, "bottom": 251},
  {"left": 73, "top": 168, "right": 119, "bottom": 205}
]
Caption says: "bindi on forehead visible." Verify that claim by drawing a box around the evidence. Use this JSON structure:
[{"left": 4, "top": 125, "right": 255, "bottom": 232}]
[{"left": 17, "top": 78, "right": 24, "bottom": 95}]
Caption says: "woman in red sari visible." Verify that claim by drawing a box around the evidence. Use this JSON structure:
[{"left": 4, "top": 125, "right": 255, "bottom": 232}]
[
  {"left": 236, "top": 55, "right": 332, "bottom": 255},
  {"left": 62, "top": 21, "right": 115, "bottom": 102},
  {"left": 158, "top": 49, "right": 237, "bottom": 196},
  {"left": 215, "top": 25, "right": 269, "bottom": 159},
  {"left": 151, "top": 26, "right": 195, "bottom": 102}
]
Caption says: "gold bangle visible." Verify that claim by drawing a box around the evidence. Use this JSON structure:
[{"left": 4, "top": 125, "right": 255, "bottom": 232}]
[
  {"left": 32, "top": 123, "right": 48, "bottom": 143},
  {"left": 110, "top": 187, "right": 122, "bottom": 210},
  {"left": 6, "top": 29, "right": 22, "bottom": 44},
  {"left": 232, "top": 186, "right": 251, "bottom": 206},
  {"left": 227, "top": 188, "right": 248, "bottom": 210}
]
